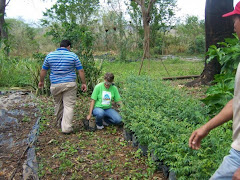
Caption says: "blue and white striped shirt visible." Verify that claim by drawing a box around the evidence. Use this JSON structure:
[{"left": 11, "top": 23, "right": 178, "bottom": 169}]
[{"left": 42, "top": 48, "right": 83, "bottom": 84}]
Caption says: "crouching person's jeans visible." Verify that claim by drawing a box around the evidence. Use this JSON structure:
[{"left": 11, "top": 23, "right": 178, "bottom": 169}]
[
  {"left": 92, "top": 107, "right": 122, "bottom": 126},
  {"left": 210, "top": 148, "right": 240, "bottom": 180}
]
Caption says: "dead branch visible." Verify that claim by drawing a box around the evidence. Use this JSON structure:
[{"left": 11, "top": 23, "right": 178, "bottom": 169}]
[{"left": 162, "top": 75, "right": 200, "bottom": 80}]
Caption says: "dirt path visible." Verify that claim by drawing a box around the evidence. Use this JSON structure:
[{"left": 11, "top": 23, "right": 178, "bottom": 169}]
[
  {"left": 36, "top": 96, "right": 165, "bottom": 179},
  {"left": 0, "top": 92, "right": 165, "bottom": 179}
]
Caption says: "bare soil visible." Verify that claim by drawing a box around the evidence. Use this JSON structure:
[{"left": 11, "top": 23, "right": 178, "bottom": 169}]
[
  {"left": 0, "top": 81, "right": 206, "bottom": 179},
  {"left": 36, "top": 96, "right": 166, "bottom": 179},
  {"left": 0, "top": 92, "right": 166, "bottom": 180}
]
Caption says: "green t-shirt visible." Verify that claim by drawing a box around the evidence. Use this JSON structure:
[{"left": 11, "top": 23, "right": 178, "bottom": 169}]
[{"left": 91, "top": 82, "right": 121, "bottom": 109}]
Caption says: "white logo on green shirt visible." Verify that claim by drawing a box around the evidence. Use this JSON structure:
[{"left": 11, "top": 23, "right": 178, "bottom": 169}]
[{"left": 102, "top": 91, "right": 111, "bottom": 105}]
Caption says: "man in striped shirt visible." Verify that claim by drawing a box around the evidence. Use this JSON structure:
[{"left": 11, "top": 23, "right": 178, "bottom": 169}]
[{"left": 38, "top": 40, "right": 87, "bottom": 134}]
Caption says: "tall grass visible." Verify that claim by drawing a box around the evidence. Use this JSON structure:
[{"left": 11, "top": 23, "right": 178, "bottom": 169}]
[
  {"left": 100, "top": 58, "right": 204, "bottom": 83},
  {"left": 0, "top": 55, "right": 41, "bottom": 89},
  {"left": 0, "top": 56, "right": 204, "bottom": 91}
]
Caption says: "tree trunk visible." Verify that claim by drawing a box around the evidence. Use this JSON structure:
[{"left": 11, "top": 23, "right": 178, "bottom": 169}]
[
  {"left": 0, "top": 0, "right": 7, "bottom": 40},
  {"left": 138, "top": 11, "right": 151, "bottom": 75},
  {"left": 186, "top": 0, "right": 234, "bottom": 87},
  {"left": 142, "top": 10, "right": 150, "bottom": 59},
  {"left": 137, "top": 0, "right": 155, "bottom": 75}
]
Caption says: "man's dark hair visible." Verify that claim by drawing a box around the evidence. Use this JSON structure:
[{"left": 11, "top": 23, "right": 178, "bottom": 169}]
[
  {"left": 60, "top": 40, "right": 71, "bottom": 48},
  {"left": 104, "top": 72, "right": 114, "bottom": 82}
]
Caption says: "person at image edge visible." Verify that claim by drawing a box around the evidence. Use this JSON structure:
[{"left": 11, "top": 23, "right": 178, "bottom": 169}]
[{"left": 189, "top": 2, "right": 240, "bottom": 179}]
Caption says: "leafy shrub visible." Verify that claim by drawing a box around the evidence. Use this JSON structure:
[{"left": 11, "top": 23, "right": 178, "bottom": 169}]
[
  {"left": 188, "top": 35, "right": 205, "bottom": 54},
  {"left": 206, "top": 34, "right": 240, "bottom": 74},
  {"left": 201, "top": 74, "right": 234, "bottom": 114},
  {"left": 31, "top": 53, "right": 51, "bottom": 95},
  {"left": 121, "top": 75, "right": 231, "bottom": 179},
  {"left": 203, "top": 34, "right": 239, "bottom": 113},
  {"left": 75, "top": 29, "right": 102, "bottom": 94},
  {"left": 0, "top": 56, "right": 33, "bottom": 87}
]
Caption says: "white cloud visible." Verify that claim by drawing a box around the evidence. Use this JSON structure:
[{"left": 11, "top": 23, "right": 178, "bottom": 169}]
[
  {"left": 176, "top": 0, "right": 239, "bottom": 21},
  {"left": 176, "top": 0, "right": 205, "bottom": 20},
  {"left": 5, "top": 0, "right": 56, "bottom": 23}
]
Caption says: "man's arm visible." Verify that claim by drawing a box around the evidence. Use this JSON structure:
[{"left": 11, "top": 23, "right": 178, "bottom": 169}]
[
  {"left": 189, "top": 99, "right": 233, "bottom": 150},
  {"left": 233, "top": 168, "right": 240, "bottom": 180},
  {"left": 78, "top": 69, "right": 87, "bottom": 92},
  {"left": 115, "top": 101, "right": 123, "bottom": 108},
  {"left": 38, "top": 69, "right": 47, "bottom": 88}
]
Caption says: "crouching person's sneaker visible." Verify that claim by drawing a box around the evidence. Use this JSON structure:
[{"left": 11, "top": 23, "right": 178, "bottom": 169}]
[
  {"left": 102, "top": 120, "right": 109, "bottom": 126},
  {"left": 96, "top": 125, "right": 104, "bottom": 130}
]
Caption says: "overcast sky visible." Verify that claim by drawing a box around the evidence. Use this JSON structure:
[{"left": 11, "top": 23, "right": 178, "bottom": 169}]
[{"left": 5, "top": 0, "right": 239, "bottom": 24}]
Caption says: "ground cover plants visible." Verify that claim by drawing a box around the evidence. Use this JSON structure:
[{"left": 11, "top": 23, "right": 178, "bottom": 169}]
[
  {"left": 121, "top": 75, "right": 232, "bottom": 179},
  {"left": 36, "top": 95, "right": 164, "bottom": 179},
  {"left": 1, "top": 55, "right": 216, "bottom": 179},
  {"left": 100, "top": 58, "right": 204, "bottom": 87},
  {"left": 202, "top": 35, "right": 240, "bottom": 113},
  {"left": 34, "top": 57, "right": 212, "bottom": 179},
  {"left": 1, "top": 1, "right": 235, "bottom": 179},
  {"left": 0, "top": 56, "right": 35, "bottom": 87}
]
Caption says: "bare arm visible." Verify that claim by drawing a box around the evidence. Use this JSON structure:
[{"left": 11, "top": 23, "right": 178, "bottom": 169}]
[
  {"left": 189, "top": 99, "right": 233, "bottom": 150},
  {"left": 116, "top": 101, "right": 123, "bottom": 108},
  {"left": 78, "top": 69, "right": 87, "bottom": 92},
  {"left": 87, "top": 99, "right": 95, "bottom": 120},
  {"left": 38, "top": 69, "right": 47, "bottom": 88},
  {"left": 233, "top": 168, "right": 240, "bottom": 180}
]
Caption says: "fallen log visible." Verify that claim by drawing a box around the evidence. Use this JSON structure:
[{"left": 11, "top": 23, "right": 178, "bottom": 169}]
[{"left": 162, "top": 75, "right": 200, "bottom": 80}]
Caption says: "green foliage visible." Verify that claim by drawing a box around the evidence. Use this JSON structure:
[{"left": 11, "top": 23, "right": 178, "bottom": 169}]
[
  {"left": 94, "top": 11, "right": 119, "bottom": 51},
  {"left": 42, "top": 0, "right": 102, "bottom": 93},
  {"left": 176, "top": 16, "right": 205, "bottom": 55},
  {"left": 125, "top": 0, "right": 178, "bottom": 56},
  {"left": 206, "top": 34, "right": 240, "bottom": 74},
  {"left": 0, "top": 56, "right": 33, "bottom": 87},
  {"left": 153, "top": 36, "right": 164, "bottom": 54},
  {"left": 8, "top": 19, "right": 37, "bottom": 54},
  {"left": 0, "top": 52, "right": 52, "bottom": 96},
  {"left": 75, "top": 30, "right": 102, "bottom": 94},
  {"left": 188, "top": 35, "right": 205, "bottom": 54},
  {"left": 95, "top": 6, "right": 129, "bottom": 62},
  {"left": 128, "top": 0, "right": 177, "bottom": 46},
  {"left": 42, "top": 0, "right": 99, "bottom": 24},
  {"left": 101, "top": 58, "right": 204, "bottom": 83},
  {"left": 127, "top": 1, "right": 144, "bottom": 48},
  {"left": 203, "top": 34, "right": 239, "bottom": 113},
  {"left": 150, "top": 0, "right": 177, "bottom": 47},
  {"left": 117, "top": 12, "right": 127, "bottom": 62},
  {"left": 37, "top": 99, "right": 54, "bottom": 133},
  {"left": 42, "top": 0, "right": 99, "bottom": 44},
  {"left": 32, "top": 53, "right": 51, "bottom": 95},
  {"left": 121, "top": 75, "right": 231, "bottom": 179},
  {"left": 201, "top": 74, "right": 234, "bottom": 114},
  {"left": 0, "top": 20, "right": 10, "bottom": 56},
  {"left": 3, "top": 18, "right": 56, "bottom": 57},
  {"left": 77, "top": 54, "right": 102, "bottom": 94}
]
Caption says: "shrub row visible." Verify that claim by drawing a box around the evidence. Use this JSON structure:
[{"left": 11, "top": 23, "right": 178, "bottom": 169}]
[{"left": 120, "top": 75, "right": 232, "bottom": 179}]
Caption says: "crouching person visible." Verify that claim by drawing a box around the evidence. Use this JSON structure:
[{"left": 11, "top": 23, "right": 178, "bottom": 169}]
[{"left": 86, "top": 72, "right": 122, "bottom": 130}]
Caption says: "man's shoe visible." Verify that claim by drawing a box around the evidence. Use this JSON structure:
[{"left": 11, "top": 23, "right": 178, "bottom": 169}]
[
  {"left": 96, "top": 125, "right": 104, "bottom": 130},
  {"left": 62, "top": 131, "right": 73, "bottom": 135}
]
